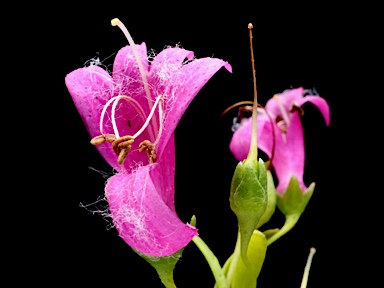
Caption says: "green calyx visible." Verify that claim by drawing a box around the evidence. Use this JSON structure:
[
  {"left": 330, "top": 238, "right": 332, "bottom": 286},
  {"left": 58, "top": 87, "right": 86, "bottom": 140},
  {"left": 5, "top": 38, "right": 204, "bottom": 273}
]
[
  {"left": 133, "top": 248, "right": 183, "bottom": 288},
  {"left": 266, "top": 175, "right": 315, "bottom": 246},
  {"left": 276, "top": 175, "right": 315, "bottom": 217},
  {"left": 132, "top": 216, "right": 197, "bottom": 288}
]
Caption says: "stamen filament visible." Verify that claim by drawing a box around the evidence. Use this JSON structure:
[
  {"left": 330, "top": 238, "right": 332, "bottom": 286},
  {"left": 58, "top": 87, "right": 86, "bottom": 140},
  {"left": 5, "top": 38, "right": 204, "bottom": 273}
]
[
  {"left": 153, "top": 98, "right": 164, "bottom": 146},
  {"left": 133, "top": 95, "right": 163, "bottom": 139},
  {"left": 273, "top": 95, "right": 291, "bottom": 126},
  {"left": 111, "top": 18, "right": 159, "bottom": 134},
  {"left": 100, "top": 95, "right": 154, "bottom": 140}
]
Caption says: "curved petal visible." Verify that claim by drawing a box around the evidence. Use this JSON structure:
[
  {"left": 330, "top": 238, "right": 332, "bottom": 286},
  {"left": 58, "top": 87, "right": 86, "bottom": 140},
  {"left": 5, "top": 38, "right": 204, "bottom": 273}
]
[
  {"left": 230, "top": 117, "right": 252, "bottom": 161},
  {"left": 265, "top": 87, "right": 305, "bottom": 116},
  {"left": 65, "top": 65, "right": 124, "bottom": 170},
  {"left": 257, "top": 113, "right": 274, "bottom": 160},
  {"left": 296, "top": 95, "right": 330, "bottom": 126},
  {"left": 229, "top": 113, "right": 273, "bottom": 161},
  {"left": 149, "top": 47, "right": 194, "bottom": 77},
  {"left": 105, "top": 166, "right": 198, "bottom": 257},
  {"left": 147, "top": 47, "right": 194, "bottom": 102},
  {"left": 112, "top": 43, "right": 151, "bottom": 113},
  {"left": 65, "top": 65, "right": 152, "bottom": 172},
  {"left": 158, "top": 57, "right": 232, "bottom": 155},
  {"left": 272, "top": 113, "right": 306, "bottom": 193},
  {"left": 149, "top": 134, "right": 176, "bottom": 213}
]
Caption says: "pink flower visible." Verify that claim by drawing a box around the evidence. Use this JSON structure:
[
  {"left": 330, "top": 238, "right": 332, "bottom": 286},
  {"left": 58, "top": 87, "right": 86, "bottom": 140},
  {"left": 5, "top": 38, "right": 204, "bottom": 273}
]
[
  {"left": 65, "top": 43, "right": 231, "bottom": 256},
  {"left": 230, "top": 88, "right": 330, "bottom": 194}
]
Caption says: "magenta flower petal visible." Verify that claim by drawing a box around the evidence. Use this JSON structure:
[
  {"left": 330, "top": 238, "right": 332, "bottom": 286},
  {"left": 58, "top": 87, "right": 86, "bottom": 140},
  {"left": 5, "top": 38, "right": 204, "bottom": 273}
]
[
  {"left": 296, "top": 95, "right": 330, "bottom": 126},
  {"left": 229, "top": 113, "right": 271, "bottom": 161},
  {"left": 66, "top": 41, "right": 230, "bottom": 256},
  {"left": 264, "top": 87, "right": 305, "bottom": 116},
  {"left": 229, "top": 117, "right": 252, "bottom": 161},
  {"left": 230, "top": 88, "right": 330, "bottom": 194},
  {"left": 271, "top": 113, "right": 306, "bottom": 193},
  {"left": 148, "top": 47, "right": 194, "bottom": 78},
  {"left": 105, "top": 162, "right": 197, "bottom": 257},
  {"left": 112, "top": 42, "right": 150, "bottom": 112},
  {"left": 158, "top": 58, "right": 232, "bottom": 154},
  {"left": 65, "top": 66, "right": 122, "bottom": 170},
  {"left": 151, "top": 134, "right": 176, "bottom": 213}
]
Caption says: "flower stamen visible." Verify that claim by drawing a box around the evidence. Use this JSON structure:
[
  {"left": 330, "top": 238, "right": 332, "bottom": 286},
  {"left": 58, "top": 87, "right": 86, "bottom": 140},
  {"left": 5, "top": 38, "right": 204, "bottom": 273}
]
[
  {"left": 132, "top": 94, "right": 163, "bottom": 140},
  {"left": 90, "top": 95, "right": 163, "bottom": 165},
  {"left": 291, "top": 104, "right": 305, "bottom": 116},
  {"left": 111, "top": 18, "right": 159, "bottom": 135},
  {"left": 153, "top": 97, "right": 164, "bottom": 147},
  {"left": 275, "top": 115, "right": 287, "bottom": 133},
  {"left": 273, "top": 94, "right": 291, "bottom": 126},
  {"left": 112, "top": 135, "right": 135, "bottom": 164},
  {"left": 139, "top": 140, "right": 157, "bottom": 163},
  {"left": 100, "top": 95, "right": 152, "bottom": 140},
  {"left": 90, "top": 134, "right": 117, "bottom": 145},
  {"left": 99, "top": 95, "right": 155, "bottom": 139}
]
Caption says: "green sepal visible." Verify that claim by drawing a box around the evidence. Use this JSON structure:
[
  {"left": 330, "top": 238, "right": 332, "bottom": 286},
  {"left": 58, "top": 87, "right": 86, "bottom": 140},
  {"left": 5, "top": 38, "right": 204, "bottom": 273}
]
[
  {"left": 190, "top": 214, "right": 197, "bottom": 227},
  {"left": 276, "top": 175, "right": 315, "bottom": 217},
  {"left": 229, "top": 158, "right": 268, "bottom": 264},
  {"left": 132, "top": 216, "right": 197, "bottom": 288},
  {"left": 257, "top": 170, "right": 277, "bottom": 229},
  {"left": 231, "top": 230, "right": 267, "bottom": 288},
  {"left": 132, "top": 248, "right": 183, "bottom": 288},
  {"left": 266, "top": 176, "right": 316, "bottom": 246}
]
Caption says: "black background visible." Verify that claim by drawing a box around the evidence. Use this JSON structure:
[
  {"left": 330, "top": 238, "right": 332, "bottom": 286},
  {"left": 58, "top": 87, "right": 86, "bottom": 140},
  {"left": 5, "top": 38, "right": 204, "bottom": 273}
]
[{"left": 26, "top": 2, "right": 360, "bottom": 287}]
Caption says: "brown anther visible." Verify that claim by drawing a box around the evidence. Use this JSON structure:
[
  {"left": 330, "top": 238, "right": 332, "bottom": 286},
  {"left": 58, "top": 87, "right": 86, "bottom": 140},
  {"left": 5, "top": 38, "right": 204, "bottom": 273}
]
[
  {"left": 117, "top": 148, "right": 130, "bottom": 165},
  {"left": 290, "top": 105, "right": 305, "bottom": 116},
  {"left": 111, "top": 135, "right": 135, "bottom": 165},
  {"left": 237, "top": 105, "right": 254, "bottom": 122},
  {"left": 139, "top": 140, "right": 157, "bottom": 163},
  {"left": 90, "top": 134, "right": 117, "bottom": 145},
  {"left": 276, "top": 115, "right": 287, "bottom": 133}
]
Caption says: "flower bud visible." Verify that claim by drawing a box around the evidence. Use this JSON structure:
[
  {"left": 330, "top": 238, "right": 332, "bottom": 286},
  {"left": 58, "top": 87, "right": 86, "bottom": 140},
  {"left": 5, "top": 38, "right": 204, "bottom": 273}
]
[{"left": 230, "top": 158, "right": 268, "bottom": 263}]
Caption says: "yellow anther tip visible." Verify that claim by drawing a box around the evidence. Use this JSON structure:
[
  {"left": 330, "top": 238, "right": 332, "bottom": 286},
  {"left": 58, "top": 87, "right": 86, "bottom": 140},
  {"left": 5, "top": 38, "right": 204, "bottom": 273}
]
[{"left": 111, "top": 18, "right": 120, "bottom": 26}]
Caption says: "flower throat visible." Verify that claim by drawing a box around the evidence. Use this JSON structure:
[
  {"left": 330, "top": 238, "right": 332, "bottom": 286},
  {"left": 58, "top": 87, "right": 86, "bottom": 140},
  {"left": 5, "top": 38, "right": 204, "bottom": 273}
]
[{"left": 90, "top": 18, "right": 164, "bottom": 165}]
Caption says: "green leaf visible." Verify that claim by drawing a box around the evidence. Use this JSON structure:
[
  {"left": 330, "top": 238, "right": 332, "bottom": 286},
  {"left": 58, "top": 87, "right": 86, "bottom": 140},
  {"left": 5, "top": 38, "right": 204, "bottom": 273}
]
[{"left": 229, "top": 158, "right": 268, "bottom": 264}]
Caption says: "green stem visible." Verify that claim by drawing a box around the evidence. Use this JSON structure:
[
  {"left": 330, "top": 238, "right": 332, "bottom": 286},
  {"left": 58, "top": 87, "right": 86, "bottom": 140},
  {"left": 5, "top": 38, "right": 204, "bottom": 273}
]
[
  {"left": 266, "top": 214, "right": 299, "bottom": 246},
  {"left": 213, "top": 254, "right": 233, "bottom": 288},
  {"left": 192, "top": 236, "right": 227, "bottom": 288},
  {"left": 225, "top": 232, "right": 241, "bottom": 287}
]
